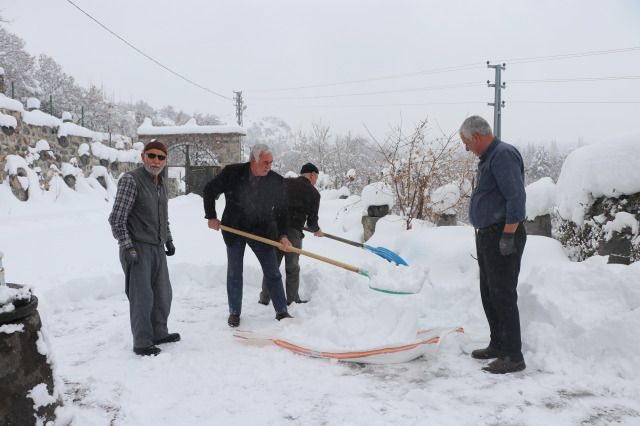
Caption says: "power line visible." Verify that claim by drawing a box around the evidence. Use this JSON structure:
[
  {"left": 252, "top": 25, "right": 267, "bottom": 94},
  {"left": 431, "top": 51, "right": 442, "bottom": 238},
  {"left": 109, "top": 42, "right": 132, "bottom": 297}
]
[
  {"left": 245, "top": 46, "right": 640, "bottom": 93},
  {"left": 245, "top": 75, "right": 640, "bottom": 101},
  {"left": 244, "top": 64, "right": 484, "bottom": 93},
  {"left": 247, "top": 101, "right": 640, "bottom": 108},
  {"left": 67, "top": 0, "right": 232, "bottom": 100},
  {"left": 245, "top": 82, "right": 483, "bottom": 100}
]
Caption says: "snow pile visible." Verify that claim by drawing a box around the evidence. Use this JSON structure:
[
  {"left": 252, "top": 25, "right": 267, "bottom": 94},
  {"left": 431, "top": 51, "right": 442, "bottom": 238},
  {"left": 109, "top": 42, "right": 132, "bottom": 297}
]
[
  {"left": 525, "top": 177, "right": 556, "bottom": 220},
  {"left": 338, "top": 187, "right": 350, "bottom": 198},
  {"left": 5, "top": 155, "right": 42, "bottom": 195},
  {"left": 269, "top": 300, "right": 420, "bottom": 350},
  {"left": 90, "top": 166, "right": 118, "bottom": 199},
  {"left": 77, "top": 143, "right": 90, "bottom": 157},
  {"left": 284, "top": 171, "right": 298, "bottom": 178},
  {"left": 62, "top": 112, "right": 72, "bottom": 121},
  {"left": 91, "top": 142, "right": 142, "bottom": 164},
  {"left": 25, "top": 140, "right": 52, "bottom": 164},
  {"left": 430, "top": 184, "right": 460, "bottom": 215},
  {"left": 137, "top": 117, "right": 246, "bottom": 136},
  {"left": 58, "top": 122, "right": 105, "bottom": 142},
  {"left": 556, "top": 132, "right": 640, "bottom": 225},
  {"left": 27, "top": 98, "right": 41, "bottom": 110},
  {"left": 362, "top": 181, "right": 395, "bottom": 210},
  {"left": 365, "top": 261, "right": 428, "bottom": 294},
  {"left": 320, "top": 189, "right": 341, "bottom": 201},
  {"left": 0, "top": 285, "right": 31, "bottom": 308},
  {"left": 22, "top": 109, "right": 61, "bottom": 128},
  {"left": 0, "top": 94, "right": 25, "bottom": 112},
  {"left": 0, "top": 112, "right": 17, "bottom": 129},
  {"left": 602, "top": 211, "right": 639, "bottom": 241}
]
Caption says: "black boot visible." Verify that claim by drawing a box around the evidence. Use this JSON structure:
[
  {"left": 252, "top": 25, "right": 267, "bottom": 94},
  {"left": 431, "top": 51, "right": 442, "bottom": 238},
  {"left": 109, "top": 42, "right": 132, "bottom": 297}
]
[
  {"left": 133, "top": 345, "right": 161, "bottom": 356},
  {"left": 275, "top": 312, "right": 293, "bottom": 321},
  {"left": 152, "top": 333, "right": 181, "bottom": 345},
  {"left": 228, "top": 314, "right": 240, "bottom": 327}
]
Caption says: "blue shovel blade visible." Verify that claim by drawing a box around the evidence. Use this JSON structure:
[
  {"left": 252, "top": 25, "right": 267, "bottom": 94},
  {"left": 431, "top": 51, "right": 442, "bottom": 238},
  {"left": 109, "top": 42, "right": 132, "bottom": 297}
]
[{"left": 365, "top": 245, "right": 409, "bottom": 266}]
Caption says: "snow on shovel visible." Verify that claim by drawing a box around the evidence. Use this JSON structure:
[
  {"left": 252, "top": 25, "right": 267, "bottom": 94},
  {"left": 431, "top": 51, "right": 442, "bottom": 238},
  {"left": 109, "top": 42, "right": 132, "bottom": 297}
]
[
  {"left": 218, "top": 225, "right": 419, "bottom": 295},
  {"left": 302, "top": 227, "right": 408, "bottom": 266}
]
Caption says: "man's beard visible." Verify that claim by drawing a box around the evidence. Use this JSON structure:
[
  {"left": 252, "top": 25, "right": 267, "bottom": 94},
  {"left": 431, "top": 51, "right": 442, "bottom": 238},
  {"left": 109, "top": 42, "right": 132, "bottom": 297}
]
[{"left": 144, "top": 158, "right": 165, "bottom": 176}]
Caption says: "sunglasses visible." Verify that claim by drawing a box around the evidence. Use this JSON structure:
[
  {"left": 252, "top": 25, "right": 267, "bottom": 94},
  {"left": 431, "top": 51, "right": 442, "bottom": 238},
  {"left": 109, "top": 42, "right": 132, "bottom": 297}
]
[{"left": 146, "top": 153, "right": 167, "bottom": 161}]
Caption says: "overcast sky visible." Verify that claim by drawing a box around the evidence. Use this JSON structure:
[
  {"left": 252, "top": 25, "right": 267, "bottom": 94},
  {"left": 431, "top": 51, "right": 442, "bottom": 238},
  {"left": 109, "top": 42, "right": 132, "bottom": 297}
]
[{"left": 3, "top": 0, "right": 640, "bottom": 148}]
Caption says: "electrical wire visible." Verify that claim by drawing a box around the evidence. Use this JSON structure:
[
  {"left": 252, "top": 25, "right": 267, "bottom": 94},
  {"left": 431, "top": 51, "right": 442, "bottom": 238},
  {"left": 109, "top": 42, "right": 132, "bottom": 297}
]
[
  {"left": 67, "top": 0, "right": 232, "bottom": 100},
  {"left": 245, "top": 82, "right": 483, "bottom": 100},
  {"left": 247, "top": 101, "right": 640, "bottom": 108}
]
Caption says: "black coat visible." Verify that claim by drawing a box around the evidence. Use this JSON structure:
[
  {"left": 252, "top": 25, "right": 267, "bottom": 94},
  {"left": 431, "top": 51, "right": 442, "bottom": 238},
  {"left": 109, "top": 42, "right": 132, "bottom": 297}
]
[
  {"left": 203, "top": 162, "right": 289, "bottom": 246},
  {"left": 284, "top": 176, "right": 321, "bottom": 233}
]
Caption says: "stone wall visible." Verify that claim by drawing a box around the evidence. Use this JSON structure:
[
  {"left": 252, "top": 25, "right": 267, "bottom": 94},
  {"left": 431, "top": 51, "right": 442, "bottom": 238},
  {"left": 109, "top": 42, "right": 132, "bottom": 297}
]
[{"left": 0, "top": 106, "right": 143, "bottom": 198}]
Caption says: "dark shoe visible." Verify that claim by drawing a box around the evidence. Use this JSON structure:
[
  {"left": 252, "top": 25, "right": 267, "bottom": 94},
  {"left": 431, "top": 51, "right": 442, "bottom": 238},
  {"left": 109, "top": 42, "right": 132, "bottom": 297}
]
[
  {"left": 133, "top": 345, "right": 161, "bottom": 356},
  {"left": 275, "top": 312, "right": 293, "bottom": 321},
  {"left": 471, "top": 346, "right": 501, "bottom": 360},
  {"left": 152, "top": 333, "right": 181, "bottom": 345},
  {"left": 258, "top": 299, "right": 269, "bottom": 306},
  {"left": 287, "top": 299, "right": 308, "bottom": 306},
  {"left": 228, "top": 314, "right": 240, "bottom": 327},
  {"left": 482, "top": 358, "right": 526, "bottom": 374}
]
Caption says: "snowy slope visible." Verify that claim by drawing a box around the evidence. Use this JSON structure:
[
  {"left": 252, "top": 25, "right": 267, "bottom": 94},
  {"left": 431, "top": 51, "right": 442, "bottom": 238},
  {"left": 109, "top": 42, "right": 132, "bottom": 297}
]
[{"left": 1, "top": 181, "right": 640, "bottom": 425}]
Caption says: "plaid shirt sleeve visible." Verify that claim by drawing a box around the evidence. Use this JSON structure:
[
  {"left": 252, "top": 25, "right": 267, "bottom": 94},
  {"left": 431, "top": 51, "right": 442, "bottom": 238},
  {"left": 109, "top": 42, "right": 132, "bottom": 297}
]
[{"left": 108, "top": 174, "right": 137, "bottom": 249}]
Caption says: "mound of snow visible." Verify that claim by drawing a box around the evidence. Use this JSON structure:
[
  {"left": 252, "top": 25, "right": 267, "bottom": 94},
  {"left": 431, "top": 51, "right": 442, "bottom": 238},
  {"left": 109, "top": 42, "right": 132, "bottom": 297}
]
[
  {"left": 431, "top": 184, "right": 460, "bottom": 215},
  {"left": 362, "top": 181, "right": 394, "bottom": 210},
  {"left": 556, "top": 132, "right": 640, "bottom": 225},
  {"left": 525, "top": 177, "right": 556, "bottom": 220}
]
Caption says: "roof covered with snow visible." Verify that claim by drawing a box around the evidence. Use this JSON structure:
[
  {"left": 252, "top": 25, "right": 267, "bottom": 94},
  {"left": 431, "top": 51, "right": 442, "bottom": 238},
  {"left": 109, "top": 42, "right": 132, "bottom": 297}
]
[{"left": 137, "top": 117, "right": 246, "bottom": 136}]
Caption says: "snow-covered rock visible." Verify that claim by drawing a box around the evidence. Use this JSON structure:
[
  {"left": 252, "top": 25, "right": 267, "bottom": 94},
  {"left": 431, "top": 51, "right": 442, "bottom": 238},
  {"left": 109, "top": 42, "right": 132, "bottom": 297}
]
[
  {"left": 525, "top": 177, "right": 556, "bottom": 220},
  {"left": 361, "top": 181, "right": 394, "bottom": 210}
]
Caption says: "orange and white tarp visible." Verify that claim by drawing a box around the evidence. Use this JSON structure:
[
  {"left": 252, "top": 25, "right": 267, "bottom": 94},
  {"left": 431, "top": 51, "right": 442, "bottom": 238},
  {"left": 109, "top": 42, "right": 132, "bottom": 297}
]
[{"left": 233, "top": 326, "right": 464, "bottom": 364}]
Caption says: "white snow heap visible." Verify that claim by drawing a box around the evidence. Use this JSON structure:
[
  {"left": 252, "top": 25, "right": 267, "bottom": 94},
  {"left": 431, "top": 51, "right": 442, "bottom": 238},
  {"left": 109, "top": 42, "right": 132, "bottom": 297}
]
[
  {"left": 556, "top": 132, "right": 640, "bottom": 225},
  {"left": 26, "top": 98, "right": 41, "bottom": 110},
  {"left": 346, "top": 169, "right": 356, "bottom": 179},
  {"left": 0, "top": 67, "right": 4, "bottom": 75},
  {"left": 284, "top": 171, "right": 298, "bottom": 178},
  {"left": 57, "top": 122, "right": 105, "bottom": 142},
  {"left": 525, "top": 177, "right": 556, "bottom": 220},
  {"left": 0, "top": 112, "right": 17, "bottom": 129},
  {"left": 430, "top": 184, "right": 460, "bottom": 215},
  {"left": 361, "top": 181, "right": 395, "bottom": 210},
  {"left": 602, "top": 212, "right": 639, "bottom": 241},
  {"left": 320, "top": 189, "right": 341, "bottom": 201},
  {"left": 0, "top": 94, "right": 26, "bottom": 112},
  {"left": 133, "top": 142, "right": 144, "bottom": 151},
  {"left": 62, "top": 111, "right": 72, "bottom": 121},
  {"left": 77, "top": 143, "right": 90, "bottom": 157},
  {"left": 90, "top": 142, "right": 142, "bottom": 164},
  {"left": 21, "top": 109, "right": 61, "bottom": 128},
  {"left": 339, "top": 187, "right": 351, "bottom": 198},
  {"left": 137, "top": 116, "right": 246, "bottom": 136}
]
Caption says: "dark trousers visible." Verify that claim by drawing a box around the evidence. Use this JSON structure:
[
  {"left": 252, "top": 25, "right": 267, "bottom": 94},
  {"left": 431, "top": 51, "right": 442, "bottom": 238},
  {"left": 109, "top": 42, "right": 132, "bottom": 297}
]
[
  {"left": 226, "top": 235, "right": 288, "bottom": 316},
  {"left": 475, "top": 223, "right": 527, "bottom": 363},
  {"left": 119, "top": 241, "right": 172, "bottom": 349},
  {"left": 260, "top": 227, "right": 303, "bottom": 305}
]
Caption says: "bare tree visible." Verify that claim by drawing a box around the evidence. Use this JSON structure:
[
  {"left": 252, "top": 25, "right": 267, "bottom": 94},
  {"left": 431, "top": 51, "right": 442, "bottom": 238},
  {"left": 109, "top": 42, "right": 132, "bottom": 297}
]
[{"left": 365, "top": 117, "right": 475, "bottom": 229}]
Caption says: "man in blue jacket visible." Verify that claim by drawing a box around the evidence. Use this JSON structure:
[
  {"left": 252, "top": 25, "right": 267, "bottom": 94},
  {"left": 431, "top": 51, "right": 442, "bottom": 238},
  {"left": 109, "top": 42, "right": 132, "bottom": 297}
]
[
  {"left": 203, "top": 144, "right": 293, "bottom": 327},
  {"left": 460, "top": 115, "right": 527, "bottom": 374}
]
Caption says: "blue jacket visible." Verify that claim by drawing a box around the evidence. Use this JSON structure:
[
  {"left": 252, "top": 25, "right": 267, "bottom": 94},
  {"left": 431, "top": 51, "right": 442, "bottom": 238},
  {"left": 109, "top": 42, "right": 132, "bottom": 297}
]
[{"left": 469, "top": 137, "right": 526, "bottom": 228}]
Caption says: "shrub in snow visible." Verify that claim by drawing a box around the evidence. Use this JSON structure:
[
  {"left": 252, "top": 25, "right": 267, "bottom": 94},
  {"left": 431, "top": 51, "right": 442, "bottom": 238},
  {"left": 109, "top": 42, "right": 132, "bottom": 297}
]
[{"left": 555, "top": 133, "right": 640, "bottom": 262}]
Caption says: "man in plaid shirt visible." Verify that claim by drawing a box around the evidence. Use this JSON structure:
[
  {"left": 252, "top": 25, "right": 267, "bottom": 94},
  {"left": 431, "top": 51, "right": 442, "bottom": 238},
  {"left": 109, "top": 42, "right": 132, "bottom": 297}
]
[{"left": 109, "top": 140, "right": 180, "bottom": 356}]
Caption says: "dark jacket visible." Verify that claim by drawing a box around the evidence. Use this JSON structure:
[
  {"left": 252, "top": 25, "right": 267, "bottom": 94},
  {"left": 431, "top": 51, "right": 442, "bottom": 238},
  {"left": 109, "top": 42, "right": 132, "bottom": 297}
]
[
  {"left": 203, "top": 162, "right": 289, "bottom": 246},
  {"left": 284, "top": 176, "right": 321, "bottom": 233},
  {"left": 469, "top": 137, "right": 526, "bottom": 229}
]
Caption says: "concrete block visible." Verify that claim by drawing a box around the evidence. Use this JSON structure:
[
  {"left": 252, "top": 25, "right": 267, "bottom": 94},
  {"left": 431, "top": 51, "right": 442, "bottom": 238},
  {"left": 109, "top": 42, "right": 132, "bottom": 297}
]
[{"left": 525, "top": 214, "right": 552, "bottom": 237}]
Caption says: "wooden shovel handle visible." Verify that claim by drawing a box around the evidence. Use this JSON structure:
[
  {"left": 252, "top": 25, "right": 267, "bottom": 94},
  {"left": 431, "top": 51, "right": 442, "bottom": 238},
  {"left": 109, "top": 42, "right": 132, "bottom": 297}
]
[
  {"left": 219, "top": 225, "right": 360, "bottom": 274},
  {"left": 302, "top": 227, "right": 364, "bottom": 249}
]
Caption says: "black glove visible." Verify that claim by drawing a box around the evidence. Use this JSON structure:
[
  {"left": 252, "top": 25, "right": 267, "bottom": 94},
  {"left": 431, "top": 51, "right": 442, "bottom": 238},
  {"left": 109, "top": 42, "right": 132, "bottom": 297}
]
[
  {"left": 124, "top": 248, "right": 139, "bottom": 264},
  {"left": 499, "top": 232, "right": 516, "bottom": 256},
  {"left": 165, "top": 240, "right": 176, "bottom": 256}
]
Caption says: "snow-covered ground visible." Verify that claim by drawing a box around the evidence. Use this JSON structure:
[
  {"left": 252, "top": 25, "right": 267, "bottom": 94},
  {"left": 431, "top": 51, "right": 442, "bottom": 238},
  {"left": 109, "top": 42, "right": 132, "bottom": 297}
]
[{"left": 2, "top": 180, "right": 640, "bottom": 425}]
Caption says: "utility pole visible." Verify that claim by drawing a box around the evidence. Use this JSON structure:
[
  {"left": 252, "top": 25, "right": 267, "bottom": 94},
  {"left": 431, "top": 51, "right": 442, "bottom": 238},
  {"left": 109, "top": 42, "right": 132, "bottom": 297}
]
[
  {"left": 487, "top": 62, "right": 506, "bottom": 138},
  {"left": 234, "top": 91, "right": 246, "bottom": 162}
]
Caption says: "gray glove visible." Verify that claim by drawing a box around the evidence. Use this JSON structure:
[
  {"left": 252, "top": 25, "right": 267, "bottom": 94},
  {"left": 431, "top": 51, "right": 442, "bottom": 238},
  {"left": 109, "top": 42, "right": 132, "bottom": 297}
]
[
  {"left": 124, "top": 248, "right": 139, "bottom": 264},
  {"left": 499, "top": 232, "right": 516, "bottom": 256}
]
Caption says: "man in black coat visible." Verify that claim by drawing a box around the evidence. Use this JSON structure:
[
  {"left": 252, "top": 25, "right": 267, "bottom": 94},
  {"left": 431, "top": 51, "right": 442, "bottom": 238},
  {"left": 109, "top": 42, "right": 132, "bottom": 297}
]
[
  {"left": 203, "top": 144, "right": 293, "bottom": 327},
  {"left": 259, "top": 163, "right": 323, "bottom": 306}
]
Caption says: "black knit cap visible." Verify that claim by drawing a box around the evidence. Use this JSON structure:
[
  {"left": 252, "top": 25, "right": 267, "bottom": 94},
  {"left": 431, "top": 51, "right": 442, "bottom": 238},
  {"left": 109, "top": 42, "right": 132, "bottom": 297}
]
[{"left": 300, "top": 163, "right": 319, "bottom": 174}]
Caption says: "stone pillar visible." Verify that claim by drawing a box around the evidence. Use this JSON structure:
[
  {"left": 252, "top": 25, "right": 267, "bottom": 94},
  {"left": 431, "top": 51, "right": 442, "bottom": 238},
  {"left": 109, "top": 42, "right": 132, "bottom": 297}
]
[
  {"left": 598, "top": 230, "right": 631, "bottom": 265},
  {"left": 362, "top": 205, "right": 389, "bottom": 242},
  {"left": 0, "top": 284, "right": 63, "bottom": 425},
  {"left": 436, "top": 214, "right": 457, "bottom": 227},
  {"left": 524, "top": 214, "right": 552, "bottom": 237}
]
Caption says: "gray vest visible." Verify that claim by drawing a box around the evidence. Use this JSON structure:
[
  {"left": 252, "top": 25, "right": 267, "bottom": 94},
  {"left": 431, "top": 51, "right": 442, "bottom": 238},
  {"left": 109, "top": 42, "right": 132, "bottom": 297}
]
[{"left": 126, "top": 167, "right": 169, "bottom": 246}]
